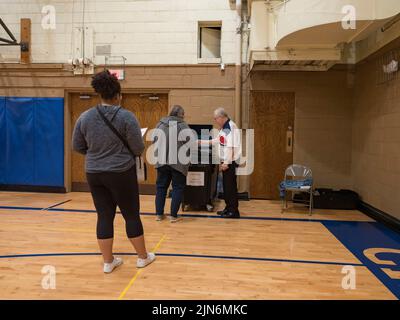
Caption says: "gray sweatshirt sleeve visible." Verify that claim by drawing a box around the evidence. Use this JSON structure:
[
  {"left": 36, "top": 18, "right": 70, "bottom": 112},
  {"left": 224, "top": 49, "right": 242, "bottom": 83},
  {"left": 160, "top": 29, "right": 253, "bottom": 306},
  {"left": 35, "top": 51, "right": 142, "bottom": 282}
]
[
  {"left": 72, "top": 117, "right": 88, "bottom": 155},
  {"left": 125, "top": 112, "right": 145, "bottom": 156}
]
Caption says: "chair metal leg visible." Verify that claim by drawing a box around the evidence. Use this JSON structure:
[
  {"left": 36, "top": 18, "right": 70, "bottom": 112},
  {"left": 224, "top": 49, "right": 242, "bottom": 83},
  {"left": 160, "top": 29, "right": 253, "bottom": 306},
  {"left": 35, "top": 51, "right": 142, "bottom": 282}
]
[
  {"left": 309, "top": 189, "right": 313, "bottom": 216},
  {"left": 285, "top": 193, "right": 288, "bottom": 209}
]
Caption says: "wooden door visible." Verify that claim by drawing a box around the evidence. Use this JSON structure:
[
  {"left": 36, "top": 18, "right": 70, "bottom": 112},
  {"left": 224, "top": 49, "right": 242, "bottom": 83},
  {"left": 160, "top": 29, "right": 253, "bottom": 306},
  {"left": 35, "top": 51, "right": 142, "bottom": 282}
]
[
  {"left": 71, "top": 93, "right": 97, "bottom": 192},
  {"left": 250, "top": 92, "right": 295, "bottom": 199},
  {"left": 122, "top": 94, "right": 168, "bottom": 192},
  {"left": 70, "top": 93, "right": 168, "bottom": 193}
]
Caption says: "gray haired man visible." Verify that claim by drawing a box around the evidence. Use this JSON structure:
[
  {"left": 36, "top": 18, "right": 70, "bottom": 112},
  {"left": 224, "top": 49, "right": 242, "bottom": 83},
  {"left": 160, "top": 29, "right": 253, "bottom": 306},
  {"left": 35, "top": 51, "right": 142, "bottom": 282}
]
[
  {"left": 153, "top": 105, "right": 192, "bottom": 223},
  {"left": 200, "top": 107, "right": 241, "bottom": 219}
]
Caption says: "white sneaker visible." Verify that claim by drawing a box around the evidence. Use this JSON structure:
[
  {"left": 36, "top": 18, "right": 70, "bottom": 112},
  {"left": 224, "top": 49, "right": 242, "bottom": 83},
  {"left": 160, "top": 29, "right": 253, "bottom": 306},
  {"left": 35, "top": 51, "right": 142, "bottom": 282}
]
[
  {"left": 170, "top": 216, "right": 182, "bottom": 223},
  {"left": 103, "top": 257, "right": 123, "bottom": 273},
  {"left": 156, "top": 215, "right": 165, "bottom": 221},
  {"left": 136, "top": 252, "right": 156, "bottom": 268}
]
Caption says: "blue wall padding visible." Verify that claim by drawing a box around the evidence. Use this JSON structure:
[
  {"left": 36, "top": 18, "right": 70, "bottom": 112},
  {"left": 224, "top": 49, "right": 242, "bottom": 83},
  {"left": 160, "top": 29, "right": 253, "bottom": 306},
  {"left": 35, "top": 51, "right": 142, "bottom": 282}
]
[
  {"left": 1, "top": 97, "right": 64, "bottom": 187},
  {"left": 0, "top": 97, "right": 5, "bottom": 184},
  {"left": 34, "top": 98, "right": 64, "bottom": 186},
  {"left": 5, "top": 98, "right": 35, "bottom": 185}
]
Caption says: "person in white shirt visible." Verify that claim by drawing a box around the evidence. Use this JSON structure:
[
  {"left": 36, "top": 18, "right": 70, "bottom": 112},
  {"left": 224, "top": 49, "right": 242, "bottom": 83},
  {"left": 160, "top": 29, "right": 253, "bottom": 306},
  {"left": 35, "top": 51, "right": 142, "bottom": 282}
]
[{"left": 200, "top": 108, "right": 241, "bottom": 218}]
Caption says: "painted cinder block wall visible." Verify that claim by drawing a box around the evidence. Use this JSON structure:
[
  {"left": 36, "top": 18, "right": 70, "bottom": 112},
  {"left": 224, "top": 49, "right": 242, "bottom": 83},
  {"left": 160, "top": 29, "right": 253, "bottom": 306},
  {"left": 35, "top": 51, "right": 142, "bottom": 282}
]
[
  {"left": 0, "top": 0, "right": 361, "bottom": 194},
  {"left": 0, "top": 0, "right": 240, "bottom": 64},
  {"left": 0, "top": 0, "right": 240, "bottom": 131},
  {"left": 249, "top": 39, "right": 400, "bottom": 219},
  {"left": 0, "top": 64, "right": 237, "bottom": 125},
  {"left": 249, "top": 70, "right": 354, "bottom": 191},
  {"left": 352, "top": 51, "right": 400, "bottom": 220}
]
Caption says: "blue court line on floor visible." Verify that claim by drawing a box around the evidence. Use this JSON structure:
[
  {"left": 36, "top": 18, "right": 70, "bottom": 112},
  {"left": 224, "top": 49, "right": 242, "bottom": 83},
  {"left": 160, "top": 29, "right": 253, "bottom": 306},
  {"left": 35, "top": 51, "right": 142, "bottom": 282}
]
[
  {"left": 42, "top": 200, "right": 72, "bottom": 210},
  {"left": 323, "top": 221, "right": 400, "bottom": 300},
  {"left": 0, "top": 251, "right": 364, "bottom": 267},
  {"left": 0, "top": 205, "right": 42, "bottom": 211},
  {"left": 0, "top": 205, "right": 375, "bottom": 224}
]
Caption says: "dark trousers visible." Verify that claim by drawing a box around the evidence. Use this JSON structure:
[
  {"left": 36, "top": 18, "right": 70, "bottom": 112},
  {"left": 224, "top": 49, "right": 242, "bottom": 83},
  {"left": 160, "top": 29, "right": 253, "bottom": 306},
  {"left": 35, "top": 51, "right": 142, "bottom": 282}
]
[
  {"left": 86, "top": 165, "right": 143, "bottom": 239},
  {"left": 222, "top": 163, "right": 239, "bottom": 214},
  {"left": 155, "top": 165, "right": 186, "bottom": 217}
]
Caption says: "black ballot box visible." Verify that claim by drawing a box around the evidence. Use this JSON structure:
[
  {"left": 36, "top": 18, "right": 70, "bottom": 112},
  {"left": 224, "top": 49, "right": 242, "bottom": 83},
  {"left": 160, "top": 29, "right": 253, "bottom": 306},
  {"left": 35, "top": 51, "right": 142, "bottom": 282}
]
[
  {"left": 182, "top": 124, "right": 219, "bottom": 212},
  {"left": 182, "top": 163, "right": 218, "bottom": 212}
]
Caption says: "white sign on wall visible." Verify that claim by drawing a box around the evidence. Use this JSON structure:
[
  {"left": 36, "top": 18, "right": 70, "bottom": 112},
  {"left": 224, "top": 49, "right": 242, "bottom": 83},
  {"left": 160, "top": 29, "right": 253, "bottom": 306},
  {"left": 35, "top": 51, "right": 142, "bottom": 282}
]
[{"left": 109, "top": 69, "right": 125, "bottom": 80}]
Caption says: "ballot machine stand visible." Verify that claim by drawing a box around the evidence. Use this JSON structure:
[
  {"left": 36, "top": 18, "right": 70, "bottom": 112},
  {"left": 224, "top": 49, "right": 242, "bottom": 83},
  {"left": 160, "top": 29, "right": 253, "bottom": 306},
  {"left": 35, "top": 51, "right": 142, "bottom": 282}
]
[
  {"left": 182, "top": 124, "right": 218, "bottom": 212},
  {"left": 182, "top": 164, "right": 218, "bottom": 212}
]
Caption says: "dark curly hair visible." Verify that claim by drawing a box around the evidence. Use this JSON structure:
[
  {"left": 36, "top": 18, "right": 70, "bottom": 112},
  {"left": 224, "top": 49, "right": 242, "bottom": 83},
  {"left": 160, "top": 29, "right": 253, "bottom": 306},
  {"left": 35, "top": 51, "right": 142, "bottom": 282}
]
[{"left": 91, "top": 70, "right": 121, "bottom": 100}]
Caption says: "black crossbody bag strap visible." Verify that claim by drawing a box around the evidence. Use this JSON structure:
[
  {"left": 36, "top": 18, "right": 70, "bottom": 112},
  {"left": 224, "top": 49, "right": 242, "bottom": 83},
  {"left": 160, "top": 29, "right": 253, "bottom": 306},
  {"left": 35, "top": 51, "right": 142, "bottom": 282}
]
[{"left": 96, "top": 106, "right": 135, "bottom": 157}]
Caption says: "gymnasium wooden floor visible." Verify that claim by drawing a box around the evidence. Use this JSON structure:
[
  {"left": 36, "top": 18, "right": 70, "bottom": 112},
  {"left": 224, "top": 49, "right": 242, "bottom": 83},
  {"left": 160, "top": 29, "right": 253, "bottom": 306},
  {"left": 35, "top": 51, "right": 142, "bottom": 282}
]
[{"left": 0, "top": 191, "right": 398, "bottom": 300}]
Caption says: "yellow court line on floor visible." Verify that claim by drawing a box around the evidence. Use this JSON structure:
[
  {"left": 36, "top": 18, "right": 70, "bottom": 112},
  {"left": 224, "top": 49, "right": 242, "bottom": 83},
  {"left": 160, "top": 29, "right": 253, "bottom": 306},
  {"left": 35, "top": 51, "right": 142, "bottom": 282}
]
[{"left": 118, "top": 234, "right": 166, "bottom": 300}]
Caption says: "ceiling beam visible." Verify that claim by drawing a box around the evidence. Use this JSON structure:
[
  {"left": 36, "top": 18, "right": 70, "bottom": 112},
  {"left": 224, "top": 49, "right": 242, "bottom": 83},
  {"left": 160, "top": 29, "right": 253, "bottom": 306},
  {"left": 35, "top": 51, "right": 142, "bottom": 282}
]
[
  {"left": 251, "top": 48, "right": 342, "bottom": 62},
  {"left": 252, "top": 63, "right": 332, "bottom": 72}
]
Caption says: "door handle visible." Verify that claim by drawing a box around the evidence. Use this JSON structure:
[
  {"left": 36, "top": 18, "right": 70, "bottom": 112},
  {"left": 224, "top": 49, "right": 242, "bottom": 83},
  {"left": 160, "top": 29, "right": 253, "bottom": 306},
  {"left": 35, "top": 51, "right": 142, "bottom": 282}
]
[{"left": 286, "top": 128, "right": 293, "bottom": 153}]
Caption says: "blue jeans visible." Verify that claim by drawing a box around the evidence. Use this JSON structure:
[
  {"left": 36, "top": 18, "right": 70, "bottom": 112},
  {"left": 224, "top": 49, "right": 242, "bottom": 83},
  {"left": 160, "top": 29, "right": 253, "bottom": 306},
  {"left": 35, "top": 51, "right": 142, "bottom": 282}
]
[{"left": 155, "top": 165, "right": 186, "bottom": 217}]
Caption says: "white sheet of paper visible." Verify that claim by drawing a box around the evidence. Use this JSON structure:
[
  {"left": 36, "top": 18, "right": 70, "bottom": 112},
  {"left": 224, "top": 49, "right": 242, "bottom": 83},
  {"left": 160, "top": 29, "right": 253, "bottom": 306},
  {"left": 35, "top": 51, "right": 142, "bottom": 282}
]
[
  {"left": 186, "top": 171, "right": 205, "bottom": 186},
  {"left": 141, "top": 128, "right": 148, "bottom": 137}
]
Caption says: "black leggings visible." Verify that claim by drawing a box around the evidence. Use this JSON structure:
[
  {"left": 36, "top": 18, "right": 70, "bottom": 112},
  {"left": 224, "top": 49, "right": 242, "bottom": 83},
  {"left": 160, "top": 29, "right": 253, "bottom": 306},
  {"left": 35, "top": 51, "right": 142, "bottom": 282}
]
[{"left": 86, "top": 165, "right": 143, "bottom": 239}]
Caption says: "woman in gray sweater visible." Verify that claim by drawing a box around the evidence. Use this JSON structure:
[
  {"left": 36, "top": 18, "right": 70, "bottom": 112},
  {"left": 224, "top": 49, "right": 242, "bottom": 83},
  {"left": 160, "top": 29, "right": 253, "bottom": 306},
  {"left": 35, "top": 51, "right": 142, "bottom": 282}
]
[{"left": 72, "top": 70, "right": 155, "bottom": 273}]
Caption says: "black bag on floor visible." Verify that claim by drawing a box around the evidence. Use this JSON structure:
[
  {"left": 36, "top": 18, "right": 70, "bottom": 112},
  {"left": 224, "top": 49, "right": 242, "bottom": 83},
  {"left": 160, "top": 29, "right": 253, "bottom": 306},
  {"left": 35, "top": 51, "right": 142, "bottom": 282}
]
[{"left": 313, "top": 189, "right": 360, "bottom": 210}]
